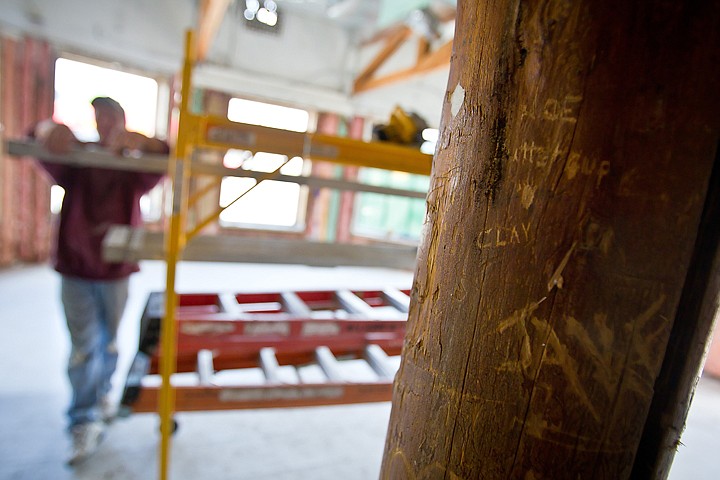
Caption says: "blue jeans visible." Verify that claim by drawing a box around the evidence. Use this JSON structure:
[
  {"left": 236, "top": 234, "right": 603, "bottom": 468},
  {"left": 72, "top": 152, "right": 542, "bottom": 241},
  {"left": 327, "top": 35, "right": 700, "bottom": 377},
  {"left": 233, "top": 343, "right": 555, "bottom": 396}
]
[{"left": 61, "top": 275, "right": 129, "bottom": 427}]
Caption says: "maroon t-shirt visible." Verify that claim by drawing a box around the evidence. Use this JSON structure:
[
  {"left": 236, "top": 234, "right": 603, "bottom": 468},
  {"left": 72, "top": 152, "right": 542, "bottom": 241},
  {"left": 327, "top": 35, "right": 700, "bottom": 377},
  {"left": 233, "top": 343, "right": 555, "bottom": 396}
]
[{"left": 40, "top": 162, "right": 163, "bottom": 280}]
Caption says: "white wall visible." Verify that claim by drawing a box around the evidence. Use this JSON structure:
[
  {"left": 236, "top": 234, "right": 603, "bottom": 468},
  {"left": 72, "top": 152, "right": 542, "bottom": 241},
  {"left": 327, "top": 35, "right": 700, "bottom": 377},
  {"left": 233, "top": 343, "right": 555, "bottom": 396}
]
[
  {"left": 0, "top": 0, "right": 192, "bottom": 73},
  {"left": 0, "top": 0, "right": 449, "bottom": 126}
]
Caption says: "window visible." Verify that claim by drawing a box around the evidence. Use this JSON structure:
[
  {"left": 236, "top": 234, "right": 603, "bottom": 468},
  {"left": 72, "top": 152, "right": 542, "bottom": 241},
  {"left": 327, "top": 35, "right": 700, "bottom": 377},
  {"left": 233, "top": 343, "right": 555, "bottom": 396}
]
[
  {"left": 53, "top": 58, "right": 159, "bottom": 140},
  {"left": 352, "top": 169, "right": 429, "bottom": 243},
  {"left": 51, "top": 58, "right": 162, "bottom": 220},
  {"left": 351, "top": 127, "right": 435, "bottom": 243},
  {"left": 219, "top": 99, "right": 310, "bottom": 229}
]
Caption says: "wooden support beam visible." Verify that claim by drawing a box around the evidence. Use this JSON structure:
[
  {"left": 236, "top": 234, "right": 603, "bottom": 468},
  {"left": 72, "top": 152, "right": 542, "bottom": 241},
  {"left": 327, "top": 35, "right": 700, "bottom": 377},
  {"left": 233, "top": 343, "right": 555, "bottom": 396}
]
[
  {"left": 381, "top": 1, "right": 720, "bottom": 478},
  {"left": 103, "top": 225, "right": 418, "bottom": 270},
  {"left": 6, "top": 140, "right": 428, "bottom": 199},
  {"left": 352, "top": 7, "right": 457, "bottom": 95},
  {"left": 196, "top": 0, "right": 232, "bottom": 62},
  {"left": 416, "top": 36, "right": 431, "bottom": 63},
  {"left": 353, "top": 39, "right": 453, "bottom": 94},
  {"left": 353, "top": 26, "right": 412, "bottom": 93},
  {"left": 632, "top": 146, "right": 720, "bottom": 477},
  {"left": 8, "top": 123, "right": 433, "bottom": 176}
]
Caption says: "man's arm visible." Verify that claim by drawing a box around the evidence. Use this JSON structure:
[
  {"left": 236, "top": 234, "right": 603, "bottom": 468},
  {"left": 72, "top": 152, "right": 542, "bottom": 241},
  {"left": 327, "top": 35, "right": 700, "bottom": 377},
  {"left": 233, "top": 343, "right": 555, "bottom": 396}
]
[
  {"left": 34, "top": 119, "right": 78, "bottom": 154},
  {"left": 106, "top": 130, "right": 170, "bottom": 155},
  {"left": 32, "top": 119, "right": 78, "bottom": 186}
]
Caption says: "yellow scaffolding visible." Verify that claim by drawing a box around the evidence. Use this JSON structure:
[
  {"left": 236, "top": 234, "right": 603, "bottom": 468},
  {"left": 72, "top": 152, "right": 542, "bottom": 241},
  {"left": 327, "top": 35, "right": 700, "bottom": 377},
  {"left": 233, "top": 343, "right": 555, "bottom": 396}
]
[{"left": 156, "top": 30, "right": 432, "bottom": 480}]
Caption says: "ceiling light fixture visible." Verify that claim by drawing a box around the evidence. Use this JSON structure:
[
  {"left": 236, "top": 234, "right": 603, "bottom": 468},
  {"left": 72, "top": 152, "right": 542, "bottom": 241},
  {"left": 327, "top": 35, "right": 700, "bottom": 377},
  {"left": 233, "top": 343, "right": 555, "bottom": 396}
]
[
  {"left": 243, "top": 0, "right": 281, "bottom": 31},
  {"left": 257, "top": 7, "right": 278, "bottom": 26}
]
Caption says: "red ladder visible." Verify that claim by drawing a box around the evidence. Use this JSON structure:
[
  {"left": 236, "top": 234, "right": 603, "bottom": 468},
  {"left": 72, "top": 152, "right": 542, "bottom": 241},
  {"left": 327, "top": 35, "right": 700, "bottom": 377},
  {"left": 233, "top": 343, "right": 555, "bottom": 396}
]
[{"left": 121, "top": 288, "right": 410, "bottom": 413}]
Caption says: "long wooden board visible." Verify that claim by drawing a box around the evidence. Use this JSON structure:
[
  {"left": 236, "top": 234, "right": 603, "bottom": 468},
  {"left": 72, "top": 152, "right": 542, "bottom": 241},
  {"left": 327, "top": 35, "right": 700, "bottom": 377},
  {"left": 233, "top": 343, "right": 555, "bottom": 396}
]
[
  {"left": 103, "top": 225, "right": 418, "bottom": 269},
  {"left": 6, "top": 140, "right": 427, "bottom": 199}
]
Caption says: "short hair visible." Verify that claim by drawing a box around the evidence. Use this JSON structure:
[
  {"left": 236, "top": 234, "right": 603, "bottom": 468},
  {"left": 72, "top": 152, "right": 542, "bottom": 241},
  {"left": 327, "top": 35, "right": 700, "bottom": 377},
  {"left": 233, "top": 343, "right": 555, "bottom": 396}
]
[{"left": 91, "top": 97, "right": 126, "bottom": 120}]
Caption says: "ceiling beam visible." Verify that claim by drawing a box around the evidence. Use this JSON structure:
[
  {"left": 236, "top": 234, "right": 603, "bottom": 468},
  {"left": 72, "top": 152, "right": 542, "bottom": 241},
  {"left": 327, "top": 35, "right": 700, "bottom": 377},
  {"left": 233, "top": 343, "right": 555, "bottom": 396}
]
[
  {"left": 352, "top": 26, "right": 413, "bottom": 93},
  {"left": 196, "top": 0, "right": 232, "bottom": 62},
  {"left": 353, "top": 38, "right": 453, "bottom": 94},
  {"left": 352, "top": 5, "right": 456, "bottom": 95}
]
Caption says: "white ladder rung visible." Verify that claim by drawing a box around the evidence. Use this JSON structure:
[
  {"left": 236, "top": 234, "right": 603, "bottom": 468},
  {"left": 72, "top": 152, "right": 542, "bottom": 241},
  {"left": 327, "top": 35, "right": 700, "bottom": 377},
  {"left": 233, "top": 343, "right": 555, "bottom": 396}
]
[
  {"left": 197, "top": 349, "right": 215, "bottom": 386},
  {"left": 315, "top": 346, "right": 344, "bottom": 382},
  {"left": 280, "top": 291, "right": 313, "bottom": 316},
  {"left": 335, "top": 290, "right": 375, "bottom": 316},
  {"left": 218, "top": 293, "right": 241, "bottom": 315},
  {"left": 382, "top": 287, "right": 410, "bottom": 313},
  {"left": 364, "top": 344, "right": 396, "bottom": 380},
  {"left": 259, "top": 347, "right": 281, "bottom": 383}
]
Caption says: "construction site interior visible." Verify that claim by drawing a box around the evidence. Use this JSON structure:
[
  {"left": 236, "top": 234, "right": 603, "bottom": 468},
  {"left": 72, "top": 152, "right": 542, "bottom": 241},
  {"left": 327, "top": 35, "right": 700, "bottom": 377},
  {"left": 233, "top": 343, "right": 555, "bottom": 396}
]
[{"left": 0, "top": 1, "right": 719, "bottom": 479}]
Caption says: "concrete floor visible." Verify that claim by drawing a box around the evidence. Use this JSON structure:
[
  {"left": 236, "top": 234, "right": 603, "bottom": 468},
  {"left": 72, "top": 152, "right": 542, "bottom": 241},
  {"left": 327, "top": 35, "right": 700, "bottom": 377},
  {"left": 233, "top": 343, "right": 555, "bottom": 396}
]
[{"left": 0, "top": 261, "right": 718, "bottom": 479}]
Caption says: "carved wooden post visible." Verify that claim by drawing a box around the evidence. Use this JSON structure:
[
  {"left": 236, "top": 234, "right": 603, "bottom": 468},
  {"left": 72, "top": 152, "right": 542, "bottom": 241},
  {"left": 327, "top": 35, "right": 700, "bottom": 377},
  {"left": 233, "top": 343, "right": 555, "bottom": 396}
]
[{"left": 381, "top": 1, "right": 720, "bottom": 478}]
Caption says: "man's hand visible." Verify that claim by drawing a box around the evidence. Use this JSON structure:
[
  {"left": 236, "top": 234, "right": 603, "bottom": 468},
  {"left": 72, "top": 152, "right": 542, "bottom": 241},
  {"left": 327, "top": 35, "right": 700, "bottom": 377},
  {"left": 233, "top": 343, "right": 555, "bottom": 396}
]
[
  {"left": 106, "top": 130, "right": 169, "bottom": 155},
  {"left": 35, "top": 120, "right": 77, "bottom": 155}
]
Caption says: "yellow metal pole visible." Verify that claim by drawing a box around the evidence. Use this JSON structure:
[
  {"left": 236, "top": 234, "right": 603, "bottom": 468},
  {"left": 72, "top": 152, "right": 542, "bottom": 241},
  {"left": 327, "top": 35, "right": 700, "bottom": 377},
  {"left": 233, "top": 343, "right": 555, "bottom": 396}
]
[{"left": 158, "top": 29, "right": 195, "bottom": 480}]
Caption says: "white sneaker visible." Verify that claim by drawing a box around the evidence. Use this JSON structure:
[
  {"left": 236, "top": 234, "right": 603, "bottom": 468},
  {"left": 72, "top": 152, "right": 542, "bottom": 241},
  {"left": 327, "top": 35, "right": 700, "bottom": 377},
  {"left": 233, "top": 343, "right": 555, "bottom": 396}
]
[
  {"left": 68, "top": 421, "right": 105, "bottom": 465},
  {"left": 100, "top": 395, "right": 118, "bottom": 423}
]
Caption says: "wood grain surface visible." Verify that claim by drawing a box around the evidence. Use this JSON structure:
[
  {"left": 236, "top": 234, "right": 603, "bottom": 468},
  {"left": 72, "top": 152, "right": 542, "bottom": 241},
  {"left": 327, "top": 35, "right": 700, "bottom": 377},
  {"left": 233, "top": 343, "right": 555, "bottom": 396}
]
[{"left": 381, "top": 1, "right": 720, "bottom": 478}]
